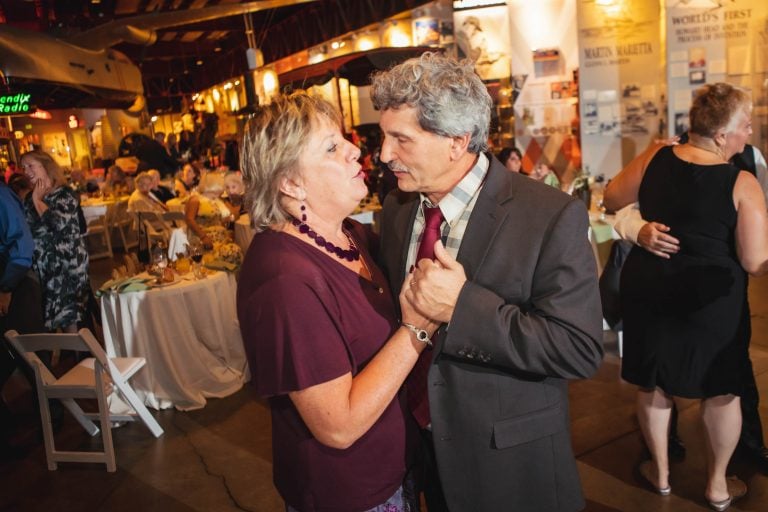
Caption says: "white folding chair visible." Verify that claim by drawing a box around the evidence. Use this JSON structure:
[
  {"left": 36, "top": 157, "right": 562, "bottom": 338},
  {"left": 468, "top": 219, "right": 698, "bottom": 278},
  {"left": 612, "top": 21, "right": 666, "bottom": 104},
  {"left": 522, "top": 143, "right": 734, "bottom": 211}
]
[
  {"left": 4, "top": 328, "right": 164, "bottom": 472},
  {"left": 141, "top": 211, "right": 173, "bottom": 246},
  {"left": 84, "top": 213, "right": 113, "bottom": 260},
  {"left": 109, "top": 200, "right": 138, "bottom": 251}
]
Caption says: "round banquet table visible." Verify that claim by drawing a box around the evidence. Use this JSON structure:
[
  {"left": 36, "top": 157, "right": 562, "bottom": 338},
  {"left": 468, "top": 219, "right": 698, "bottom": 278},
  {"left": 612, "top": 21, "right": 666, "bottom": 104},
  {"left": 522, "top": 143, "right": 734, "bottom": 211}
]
[{"left": 100, "top": 270, "right": 249, "bottom": 411}]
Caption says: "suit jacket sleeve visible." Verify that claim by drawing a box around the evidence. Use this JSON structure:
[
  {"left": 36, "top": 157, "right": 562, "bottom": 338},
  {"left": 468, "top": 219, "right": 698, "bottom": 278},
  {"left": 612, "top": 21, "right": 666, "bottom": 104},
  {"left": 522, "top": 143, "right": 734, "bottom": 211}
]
[{"left": 443, "top": 198, "right": 604, "bottom": 380}]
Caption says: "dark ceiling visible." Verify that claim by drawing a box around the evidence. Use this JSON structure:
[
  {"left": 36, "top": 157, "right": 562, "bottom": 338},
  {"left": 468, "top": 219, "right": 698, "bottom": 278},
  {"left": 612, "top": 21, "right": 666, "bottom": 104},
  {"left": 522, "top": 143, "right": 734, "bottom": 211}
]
[{"left": 0, "top": 0, "right": 425, "bottom": 112}]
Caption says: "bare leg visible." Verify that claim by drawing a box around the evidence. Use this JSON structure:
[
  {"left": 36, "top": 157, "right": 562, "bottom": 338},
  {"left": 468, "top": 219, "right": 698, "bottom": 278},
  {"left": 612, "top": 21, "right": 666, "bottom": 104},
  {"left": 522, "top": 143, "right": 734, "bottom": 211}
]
[
  {"left": 701, "top": 394, "right": 741, "bottom": 502},
  {"left": 637, "top": 387, "right": 673, "bottom": 489}
]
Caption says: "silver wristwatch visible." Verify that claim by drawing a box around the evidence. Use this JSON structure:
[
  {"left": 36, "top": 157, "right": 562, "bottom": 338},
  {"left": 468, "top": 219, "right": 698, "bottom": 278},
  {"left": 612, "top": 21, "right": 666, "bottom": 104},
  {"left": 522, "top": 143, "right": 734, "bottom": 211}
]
[{"left": 402, "top": 323, "right": 433, "bottom": 347}]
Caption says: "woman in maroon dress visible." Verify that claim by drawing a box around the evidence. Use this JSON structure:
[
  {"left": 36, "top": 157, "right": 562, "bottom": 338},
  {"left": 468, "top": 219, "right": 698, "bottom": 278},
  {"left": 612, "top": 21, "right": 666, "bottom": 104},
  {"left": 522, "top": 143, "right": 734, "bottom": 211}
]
[{"left": 237, "top": 91, "right": 437, "bottom": 512}]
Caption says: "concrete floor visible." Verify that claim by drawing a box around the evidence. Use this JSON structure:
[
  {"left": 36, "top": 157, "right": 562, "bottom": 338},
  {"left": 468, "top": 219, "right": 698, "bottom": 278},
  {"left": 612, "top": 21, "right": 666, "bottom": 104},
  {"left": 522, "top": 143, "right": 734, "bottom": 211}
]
[{"left": 1, "top": 253, "right": 767, "bottom": 511}]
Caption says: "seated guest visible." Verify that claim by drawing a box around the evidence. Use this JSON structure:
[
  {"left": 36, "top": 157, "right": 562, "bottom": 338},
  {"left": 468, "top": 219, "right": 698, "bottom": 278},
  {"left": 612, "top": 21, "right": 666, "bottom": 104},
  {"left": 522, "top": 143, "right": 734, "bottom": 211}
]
[
  {"left": 184, "top": 172, "right": 232, "bottom": 247},
  {"left": 104, "top": 164, "right": 133, "bottom": 197},
  {"left": 530, "top": 162, "right": 560, "bottom": 188},
  {"left": 68, "top": 169, "right": 90, "bottom": 194},
  {"left": 498, "top": 147, "right": 523, "bottom": 173},
  {"left": 147, "top": 170, "right": 175, "bottom": 203},
  {"left": 223, "top": 172, "right": 246, "bottom": 219},
  {"left": 128, "top": 172, "right": 166, "bottom": 214},
  {"left": 174, "top": 163, "right": 199, "bottom": 199}
]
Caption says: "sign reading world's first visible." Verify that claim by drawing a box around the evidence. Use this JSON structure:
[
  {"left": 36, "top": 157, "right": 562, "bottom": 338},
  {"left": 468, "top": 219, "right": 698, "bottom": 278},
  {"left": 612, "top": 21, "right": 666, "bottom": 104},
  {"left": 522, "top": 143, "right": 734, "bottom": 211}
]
[{"left": 0, "top": 93, "right": 35, "bottom": 114}]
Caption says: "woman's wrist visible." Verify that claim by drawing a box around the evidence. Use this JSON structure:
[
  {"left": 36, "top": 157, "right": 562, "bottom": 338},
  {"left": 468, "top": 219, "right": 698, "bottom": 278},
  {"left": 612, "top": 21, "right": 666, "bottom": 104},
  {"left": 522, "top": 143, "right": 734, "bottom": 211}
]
[{"left": 401, "top": 323, "right": 433, "bottom": 348}]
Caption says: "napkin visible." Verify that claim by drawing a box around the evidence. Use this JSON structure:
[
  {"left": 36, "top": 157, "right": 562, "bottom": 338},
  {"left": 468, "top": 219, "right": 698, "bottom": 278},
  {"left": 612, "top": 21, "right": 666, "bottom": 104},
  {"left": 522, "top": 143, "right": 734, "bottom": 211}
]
[
  {"left": 168, "top": 228, "right": 189, "bottom": 261},
  {"left": 96, "top": 276, "right": 153, "bottom": 296},
  {"left": 590, "top": 219, "right": 615, "bottom": 244}
]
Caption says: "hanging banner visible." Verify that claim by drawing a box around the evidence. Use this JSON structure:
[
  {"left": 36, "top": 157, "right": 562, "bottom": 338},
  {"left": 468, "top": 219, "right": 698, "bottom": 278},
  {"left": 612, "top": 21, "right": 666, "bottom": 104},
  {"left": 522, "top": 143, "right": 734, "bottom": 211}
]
[
  {"left": 577, "top": 0, "right": 663, "bottom": 179},
  {"left": 508, "top": 0, "right": 581, "bottom": 180},
  {"left": 665, "top": 0, "right": 768, "bottom": 143}
]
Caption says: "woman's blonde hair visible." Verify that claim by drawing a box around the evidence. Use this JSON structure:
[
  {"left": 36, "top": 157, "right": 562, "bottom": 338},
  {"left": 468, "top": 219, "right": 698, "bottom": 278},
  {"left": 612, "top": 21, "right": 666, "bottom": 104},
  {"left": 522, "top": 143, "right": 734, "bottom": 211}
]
[
  {"left": 223, "top": 172, "right": 244, "bottom": 195},
  {"left": 240, "top": 91, "right": 341, "bottom": 227},
  {"left": 20, "top": 149, "right": 66, "bottom": 188}
]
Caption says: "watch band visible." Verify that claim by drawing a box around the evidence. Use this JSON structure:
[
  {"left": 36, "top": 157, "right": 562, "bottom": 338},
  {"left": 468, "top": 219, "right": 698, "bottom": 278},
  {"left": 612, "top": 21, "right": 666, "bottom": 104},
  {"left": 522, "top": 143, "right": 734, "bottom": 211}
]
[{"left": 402, "top": 322, "right": 433, "bottom": 347}]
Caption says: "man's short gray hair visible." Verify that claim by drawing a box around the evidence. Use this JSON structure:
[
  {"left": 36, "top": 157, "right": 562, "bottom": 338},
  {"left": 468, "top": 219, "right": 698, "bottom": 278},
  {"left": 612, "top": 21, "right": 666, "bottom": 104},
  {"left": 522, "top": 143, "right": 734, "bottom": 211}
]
[{"left": 370, "top": 52, "right": 492, "bottom": 153}]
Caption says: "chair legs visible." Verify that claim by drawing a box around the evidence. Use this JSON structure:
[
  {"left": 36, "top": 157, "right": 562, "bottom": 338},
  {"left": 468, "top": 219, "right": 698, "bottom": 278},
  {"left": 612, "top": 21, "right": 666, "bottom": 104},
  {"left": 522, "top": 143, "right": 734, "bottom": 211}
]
[
  {"left": 95, "top": 369, "right": 116, "bottom": 472},
  {"left": 5, "top": 329, "right": 162, "bottom": 472},
  {"left": 34, "top": 373, "right": 57, "bottom": 471}
]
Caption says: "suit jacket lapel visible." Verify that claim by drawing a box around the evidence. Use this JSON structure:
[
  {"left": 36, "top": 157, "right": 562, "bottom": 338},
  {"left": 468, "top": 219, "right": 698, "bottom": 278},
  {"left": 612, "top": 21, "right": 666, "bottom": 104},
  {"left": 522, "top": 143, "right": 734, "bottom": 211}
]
[{"left": 455, "top": 157, "right": 515, "bottom": 280}]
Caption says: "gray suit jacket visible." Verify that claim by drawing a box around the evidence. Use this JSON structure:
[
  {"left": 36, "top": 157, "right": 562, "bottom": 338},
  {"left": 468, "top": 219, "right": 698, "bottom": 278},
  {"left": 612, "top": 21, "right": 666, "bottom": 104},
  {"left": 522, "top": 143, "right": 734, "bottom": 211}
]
[{"left": 379, "top": 157, "right": 604, "bottom": 512}]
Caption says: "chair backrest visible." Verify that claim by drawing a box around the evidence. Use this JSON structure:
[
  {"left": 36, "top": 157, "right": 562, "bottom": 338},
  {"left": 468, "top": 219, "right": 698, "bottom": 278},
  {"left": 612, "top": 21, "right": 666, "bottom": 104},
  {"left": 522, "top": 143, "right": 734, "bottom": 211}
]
[
  {"left": 109, "top": 199, "right": 134, "bottom": 227},
  {"left": 85, "top": 211, "right": 109, "bottom": 236},
  {"left": 123, "top": 253, "right": 139, "bottom": 275},
  {"left": 5, "top": 329, "right": 107, "bottom": 383}
]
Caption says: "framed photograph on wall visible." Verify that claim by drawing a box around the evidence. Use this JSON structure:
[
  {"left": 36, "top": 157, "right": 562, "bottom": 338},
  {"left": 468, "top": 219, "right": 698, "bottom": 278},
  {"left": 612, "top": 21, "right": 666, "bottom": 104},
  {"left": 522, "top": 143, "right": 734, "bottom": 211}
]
[{"left": 454, "top": 6, "right": 512, "bottom": 80}]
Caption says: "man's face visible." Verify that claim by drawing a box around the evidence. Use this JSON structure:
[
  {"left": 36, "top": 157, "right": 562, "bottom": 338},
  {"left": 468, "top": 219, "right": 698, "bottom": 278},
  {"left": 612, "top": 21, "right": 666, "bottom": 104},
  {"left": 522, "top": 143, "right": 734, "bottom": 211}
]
[
  {"left": 137, "top": 178, "right": 152, "bottom": 193},
  {"left": 378, "top": 106, "right": 458, "bottom": 203}
]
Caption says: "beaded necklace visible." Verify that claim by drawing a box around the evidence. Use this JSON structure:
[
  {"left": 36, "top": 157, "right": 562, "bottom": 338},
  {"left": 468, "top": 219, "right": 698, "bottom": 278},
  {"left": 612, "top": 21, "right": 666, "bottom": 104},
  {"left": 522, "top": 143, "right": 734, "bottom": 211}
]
[{"left": 290, "top": 217, "right": 360, "bottom": 262}]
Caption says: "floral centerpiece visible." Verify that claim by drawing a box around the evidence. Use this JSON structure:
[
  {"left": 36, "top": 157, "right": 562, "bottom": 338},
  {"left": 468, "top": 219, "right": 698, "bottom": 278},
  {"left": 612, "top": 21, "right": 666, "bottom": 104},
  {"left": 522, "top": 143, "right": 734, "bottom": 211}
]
[
  {"left": 204, "top": 225, "right": 232, "bottom": 244},
  {"left": 214, "top": 242, "right": 244, "bottom": 267}
]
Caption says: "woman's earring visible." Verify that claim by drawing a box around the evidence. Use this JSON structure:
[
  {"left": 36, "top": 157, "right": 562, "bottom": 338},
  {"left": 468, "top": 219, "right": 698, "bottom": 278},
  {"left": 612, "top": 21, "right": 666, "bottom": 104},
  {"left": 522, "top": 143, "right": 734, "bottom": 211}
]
[{"left": 300, "top": 203, "right": 307, "bottom": 222}]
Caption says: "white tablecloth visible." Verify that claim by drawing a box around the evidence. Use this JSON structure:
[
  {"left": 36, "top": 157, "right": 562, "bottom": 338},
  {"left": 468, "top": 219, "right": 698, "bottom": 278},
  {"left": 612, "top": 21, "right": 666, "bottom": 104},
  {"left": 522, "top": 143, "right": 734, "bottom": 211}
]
[
  {"left": 100, "top": 271, "right": 249, "bottom": 411},
  {"left": 234, "top": 214, "right": 254, "bottom": 253}
]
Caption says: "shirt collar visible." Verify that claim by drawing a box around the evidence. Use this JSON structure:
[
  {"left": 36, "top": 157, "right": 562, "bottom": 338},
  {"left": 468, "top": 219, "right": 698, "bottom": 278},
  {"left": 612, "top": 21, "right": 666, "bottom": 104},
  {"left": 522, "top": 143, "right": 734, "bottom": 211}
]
[{"left": 420, "top": 152, "right": 489, "bottom": 225}]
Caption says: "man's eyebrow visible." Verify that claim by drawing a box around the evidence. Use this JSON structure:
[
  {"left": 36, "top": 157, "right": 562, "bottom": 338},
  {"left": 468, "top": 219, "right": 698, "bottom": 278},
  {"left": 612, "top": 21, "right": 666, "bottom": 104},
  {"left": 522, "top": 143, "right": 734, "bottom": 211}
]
[{"left": 383, "top": 129, "right": 411, "bottom": 139}]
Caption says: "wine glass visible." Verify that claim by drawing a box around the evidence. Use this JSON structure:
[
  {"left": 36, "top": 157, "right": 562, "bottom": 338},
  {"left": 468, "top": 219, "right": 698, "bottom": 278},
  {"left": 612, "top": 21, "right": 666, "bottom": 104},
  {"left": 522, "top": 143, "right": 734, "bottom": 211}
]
[
  {"left": 189, "top": 240, "right": 204, "bottom": 279},
  {"left": 151, "top": 241, "right": 168, "bottom": 282}
]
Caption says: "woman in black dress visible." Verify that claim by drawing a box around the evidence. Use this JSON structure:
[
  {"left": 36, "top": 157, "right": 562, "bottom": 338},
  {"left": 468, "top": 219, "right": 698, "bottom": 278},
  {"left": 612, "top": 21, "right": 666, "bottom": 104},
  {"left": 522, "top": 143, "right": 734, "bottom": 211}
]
[{"left": 605, "top": 83, "right": 768, "bottom": 510}]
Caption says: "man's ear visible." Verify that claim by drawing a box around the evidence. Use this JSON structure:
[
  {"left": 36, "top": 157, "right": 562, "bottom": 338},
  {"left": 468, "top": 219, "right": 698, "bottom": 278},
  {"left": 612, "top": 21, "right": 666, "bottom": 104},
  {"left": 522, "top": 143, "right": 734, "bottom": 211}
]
[
  {"left": 449, "top": 133, "right": 472, "bottom": 160},
  {"left": 279, "top": 176, "right": 305, "bottom": 201}
]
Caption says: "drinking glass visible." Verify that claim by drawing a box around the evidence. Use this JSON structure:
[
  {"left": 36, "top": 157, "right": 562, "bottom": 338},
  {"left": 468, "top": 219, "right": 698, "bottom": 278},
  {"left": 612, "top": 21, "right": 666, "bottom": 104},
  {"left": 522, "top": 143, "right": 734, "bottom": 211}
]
[
  {"left": 189, "top": 241, "right": 204, "bottom": 279},
  {"left": 151, "top": 241, "right": 168, "bottom": 281}
]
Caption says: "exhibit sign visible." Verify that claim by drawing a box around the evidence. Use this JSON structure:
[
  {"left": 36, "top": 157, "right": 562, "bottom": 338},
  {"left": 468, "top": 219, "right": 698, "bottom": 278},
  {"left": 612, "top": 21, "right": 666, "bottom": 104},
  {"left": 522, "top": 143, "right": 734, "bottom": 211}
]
[
  {"left": 577, "top": 0, "right": 663, "bottom": 179},
  {"left": 665, "top": 0, "right": 768, "bottom": 141}
]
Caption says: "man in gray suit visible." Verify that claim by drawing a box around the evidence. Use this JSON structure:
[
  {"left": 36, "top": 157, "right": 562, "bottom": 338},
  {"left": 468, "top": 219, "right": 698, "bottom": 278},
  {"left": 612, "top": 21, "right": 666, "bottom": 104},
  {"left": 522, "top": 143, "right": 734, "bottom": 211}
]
[{"left": 371, "top": 53, "right": 604, "bottom": 511}]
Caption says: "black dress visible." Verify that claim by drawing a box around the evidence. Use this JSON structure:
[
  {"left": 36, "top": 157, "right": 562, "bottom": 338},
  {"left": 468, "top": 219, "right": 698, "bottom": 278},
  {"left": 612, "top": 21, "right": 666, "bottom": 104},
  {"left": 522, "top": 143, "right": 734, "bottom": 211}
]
[{"left": 620, "top": 145, "right": 750, "bottom": 398}]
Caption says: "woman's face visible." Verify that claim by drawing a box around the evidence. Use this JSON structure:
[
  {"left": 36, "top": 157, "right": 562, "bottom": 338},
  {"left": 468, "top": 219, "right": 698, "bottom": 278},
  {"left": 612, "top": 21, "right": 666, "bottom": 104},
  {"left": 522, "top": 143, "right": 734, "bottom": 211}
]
[
  {"left": 183, "top": 166, "right": 196, "bottom": 185},
  {"left": 530, "top": 164, "right": 548, "bottom": 180},
  {"left": 505, "top": 152, "right": 522, "bottom": 173},
  {"left": 225, "top": 180, "right": 243, "bottom": 197},
  {"left": 21, "top": 156, "right": 50, "bottom": 186},
  {"left": 295, "top": 115, "right": 365, "bottom": 220},
  {"left": 723, "top": 108, "right": 752, "bottom": 159}
]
